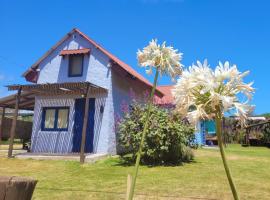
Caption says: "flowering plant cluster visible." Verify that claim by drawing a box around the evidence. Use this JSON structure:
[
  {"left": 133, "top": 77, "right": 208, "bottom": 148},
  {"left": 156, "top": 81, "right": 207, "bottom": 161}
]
[
  {"left": 137, "top": 39, "right": 183, "bottom": 80},
  {"left": 172, "top": 60, "right": 254, "bottom": 126},
  {"left": 127, "top": 39, "right": 183, "bottom": 200}
]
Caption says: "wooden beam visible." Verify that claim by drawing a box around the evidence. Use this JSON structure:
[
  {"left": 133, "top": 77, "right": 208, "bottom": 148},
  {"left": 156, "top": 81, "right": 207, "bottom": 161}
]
[
  {"left": 0, "top": 107, "right": 6, "bottom": 147},
  {"left": 245, "top": 120, "right": 270, "bottom": 129},
  {"left": 8, "top": 87, "right": 22, "bottom": 158},
  {"left": 19, "top": 100, "right": 35, "bottom": 108},
  {"left": 80, "top": 84, "right": 91, "bottom": 164},
  {"left": 0, "top": 92, "right": 34, "bottom": 105}
]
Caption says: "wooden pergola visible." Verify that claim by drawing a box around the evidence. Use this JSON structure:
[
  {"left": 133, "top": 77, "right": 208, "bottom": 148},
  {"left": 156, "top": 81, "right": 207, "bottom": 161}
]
[{"left": 0, "top": 82, "right": 107, "bottom": 163}]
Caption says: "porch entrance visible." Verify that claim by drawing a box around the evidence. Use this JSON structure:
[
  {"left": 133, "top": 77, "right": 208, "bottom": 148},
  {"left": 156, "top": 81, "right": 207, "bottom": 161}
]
[
  {"left": 1, "top": 82, "right": 106, "bottom": 163},
  {"left": 72, "top": 98, "right": 95, "bottom": 153}
]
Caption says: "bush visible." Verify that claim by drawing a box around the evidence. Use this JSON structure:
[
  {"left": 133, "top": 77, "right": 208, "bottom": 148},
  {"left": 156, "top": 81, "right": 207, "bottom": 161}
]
[{"left": 117, "top": 103, "right": 195, "bottom": 165}]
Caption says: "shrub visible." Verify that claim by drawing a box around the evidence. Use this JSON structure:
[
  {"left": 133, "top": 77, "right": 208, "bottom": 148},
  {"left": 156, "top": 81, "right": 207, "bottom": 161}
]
[{"left": 118, "top": 103, "right": 195, "bottom": 165}]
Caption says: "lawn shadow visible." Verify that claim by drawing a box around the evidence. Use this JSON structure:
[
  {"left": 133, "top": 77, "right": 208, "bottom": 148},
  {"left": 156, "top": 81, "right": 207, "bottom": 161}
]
[
  {"left": 112, "top": 155, "right": 197, "bottom": 168},
  {"left": 36, "top": 187, "right": 218, "bottom": 200}
]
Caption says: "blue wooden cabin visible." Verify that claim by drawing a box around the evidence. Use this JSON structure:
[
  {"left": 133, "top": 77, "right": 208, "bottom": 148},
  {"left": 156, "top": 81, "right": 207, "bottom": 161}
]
[{"left": 194, "top": 120, "right": 217, "bottom": 146}]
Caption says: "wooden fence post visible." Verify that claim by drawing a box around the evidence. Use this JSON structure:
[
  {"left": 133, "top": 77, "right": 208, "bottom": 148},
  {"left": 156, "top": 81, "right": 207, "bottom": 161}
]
[
  {"left": 0, "top": 176, "right": 37, "bottom": 200},
  {"left": 80, "top": 85, "right": 91, "bottom": 164},
  {"left": 245, "top": 128, "right": 250, "bottom": 146},
  {"left": 8, "top": 87, "right": 22, "bottom": 158},
  {"left": 0, "top": 107, "right": 6, "bottom": 147}
]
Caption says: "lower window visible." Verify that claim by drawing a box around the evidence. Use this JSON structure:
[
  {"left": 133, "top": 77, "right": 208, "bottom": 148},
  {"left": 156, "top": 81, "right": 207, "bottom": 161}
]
[{"left": 41, "top": 107, "right": 69, "bottom": 131}]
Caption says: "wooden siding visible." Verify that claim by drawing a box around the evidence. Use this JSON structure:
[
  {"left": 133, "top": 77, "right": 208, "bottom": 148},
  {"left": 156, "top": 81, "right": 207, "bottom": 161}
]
[
  {"left": 31, "top": 97, "right": 75, "bottom": 153},
  {"left": 92, "top": 93, "right": 106, "bottom": 153},
  {"left": 31, "top": 90, "right": 107, "bottom": 153}
]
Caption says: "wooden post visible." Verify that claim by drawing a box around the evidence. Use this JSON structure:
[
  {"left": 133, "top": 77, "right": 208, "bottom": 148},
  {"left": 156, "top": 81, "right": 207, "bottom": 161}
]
[
  {"left": 0, "top": 107, "right": 6, "bottom": 147},
  {"left": 80, "top": 85, "right": 91, "bottom": 164},
  {"left": 0, "top": 176, "right": 37, "bottom": 200},
  {"left": 246, "top": 128, "right": 250, "bottom": 146},
  {"left": 8, "top": 87, "right": 22, "bottom": 158}
]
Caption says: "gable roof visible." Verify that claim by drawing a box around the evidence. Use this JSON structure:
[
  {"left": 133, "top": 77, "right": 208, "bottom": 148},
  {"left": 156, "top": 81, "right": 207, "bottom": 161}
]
[{"left": 22, "top": 28, "right": 163, "bottom": 96}]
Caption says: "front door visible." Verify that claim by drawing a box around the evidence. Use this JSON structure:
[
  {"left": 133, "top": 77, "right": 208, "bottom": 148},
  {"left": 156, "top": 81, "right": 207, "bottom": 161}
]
[{"left": 72, "top": 98, "right": 95, "bottom": 153}]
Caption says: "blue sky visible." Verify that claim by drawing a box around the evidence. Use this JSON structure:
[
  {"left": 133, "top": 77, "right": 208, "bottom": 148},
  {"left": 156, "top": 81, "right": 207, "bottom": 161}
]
[{"left": 0, "top": 0, "right": 269, "bottom": 114}]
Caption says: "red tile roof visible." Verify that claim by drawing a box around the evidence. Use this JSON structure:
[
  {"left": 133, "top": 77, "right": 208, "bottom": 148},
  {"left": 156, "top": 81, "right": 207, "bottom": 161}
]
[
  {"left": 155, "top": 85, "right": 175, "bottom": 105},
  {"left": 60, "top": 48, "right": 90, "bottom": 56},
  {"left": 22, "top": 28, "right": 163, "bottom": 97}
]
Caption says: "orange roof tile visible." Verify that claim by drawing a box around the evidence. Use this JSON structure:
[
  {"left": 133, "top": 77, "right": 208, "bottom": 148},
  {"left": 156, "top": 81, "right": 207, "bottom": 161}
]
[{"left": 155, "top": 85, "right": 174, "bottom": 105}]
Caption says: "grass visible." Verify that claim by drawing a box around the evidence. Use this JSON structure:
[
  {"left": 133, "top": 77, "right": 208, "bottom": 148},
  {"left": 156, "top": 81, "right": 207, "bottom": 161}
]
[
  {"left": 0, "top": 139, "right": 23, "bottom": 148},
  {"left": 0, "top": 144, "right": 270, "bottom": 200}
]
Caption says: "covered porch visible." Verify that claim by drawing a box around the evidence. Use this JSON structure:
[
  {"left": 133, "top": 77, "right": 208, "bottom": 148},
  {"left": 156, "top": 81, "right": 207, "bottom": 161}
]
[{"left": 0, "top": 82, "right": 107, "bottom": 163}]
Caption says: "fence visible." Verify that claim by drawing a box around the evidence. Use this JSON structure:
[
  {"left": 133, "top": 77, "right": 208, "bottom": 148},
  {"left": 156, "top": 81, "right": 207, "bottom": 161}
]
[{"left": 1, "top": 117, "right": 32, "bottom": 141}]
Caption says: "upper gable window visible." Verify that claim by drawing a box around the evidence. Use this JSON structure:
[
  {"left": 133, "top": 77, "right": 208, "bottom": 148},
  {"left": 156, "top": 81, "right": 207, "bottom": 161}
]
[
  {"left": 68, "top": 55, "right": 84, "bottom": 77},
  {"left": 60, "top": 49, "right": 90, "bottom": 77}
]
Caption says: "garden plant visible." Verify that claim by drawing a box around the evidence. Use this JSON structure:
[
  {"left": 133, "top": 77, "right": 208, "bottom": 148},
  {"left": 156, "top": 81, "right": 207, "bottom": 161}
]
[
  {"left": 118, "top": 102, "right": 195, "bottom": 165},
  {"left": 127, "top": 39, "right": 183, "bottom": 199},
  {"left": 172, "top": 60, "right": 254, "bottom": 200}
]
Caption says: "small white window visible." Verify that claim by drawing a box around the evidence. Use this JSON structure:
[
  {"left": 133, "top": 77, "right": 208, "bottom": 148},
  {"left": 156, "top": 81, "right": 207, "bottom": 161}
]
[
  {"left": 42, "top": 107, "right": 69, "bottom": 131},
  {"left": 69, "top": 55, "right": 83, "bottom": 77}
]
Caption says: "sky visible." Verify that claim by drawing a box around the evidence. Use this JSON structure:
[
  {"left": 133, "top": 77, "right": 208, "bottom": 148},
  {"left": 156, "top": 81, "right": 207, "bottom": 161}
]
[{"left": 0, "top": 0, "right": 269, "bottom": 114}]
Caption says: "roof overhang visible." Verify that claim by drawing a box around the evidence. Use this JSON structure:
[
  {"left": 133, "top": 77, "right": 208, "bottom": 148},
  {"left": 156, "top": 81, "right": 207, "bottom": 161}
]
[
  {"left": 0, "top": 82, "right": 107, "bottom": 110},
  {"left": 60, "top": 48, "right": 90, "bottom": 56},
  {"left": 0, "top": 91, "right": 35, "bottom": 110}
]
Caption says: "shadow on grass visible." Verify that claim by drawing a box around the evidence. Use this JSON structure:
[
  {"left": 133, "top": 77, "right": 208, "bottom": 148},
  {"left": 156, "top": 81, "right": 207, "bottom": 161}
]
[
  {"left": 36, "top": 187, "right": 217, "bottom": 200},
  {"left": 112, "top": 155, "right": 197, "bottom": 168}
]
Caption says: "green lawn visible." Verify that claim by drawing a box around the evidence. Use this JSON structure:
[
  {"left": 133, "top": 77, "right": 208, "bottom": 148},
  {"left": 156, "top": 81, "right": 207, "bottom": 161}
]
[{"left": 0, "top": 145, "right": 270, "bottom": 200}]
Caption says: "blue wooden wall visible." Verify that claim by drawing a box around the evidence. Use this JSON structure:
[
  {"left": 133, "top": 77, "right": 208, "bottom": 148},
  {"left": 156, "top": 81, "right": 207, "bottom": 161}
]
[{"left": 194, "top": 120, "right": 216, "bottom": 145}]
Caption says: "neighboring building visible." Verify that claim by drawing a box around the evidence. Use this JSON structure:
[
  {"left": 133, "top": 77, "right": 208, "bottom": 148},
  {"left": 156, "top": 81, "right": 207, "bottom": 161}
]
[
  {"left": 0, "top": 28, "right": 164, "bottom": 154},
  {"left": 155, "top": 85, "right": 268, "bottom": 146},
  {"left": 155, "top": 85, "right": 215, "bottom": 145},
  {"left": 155, "top": 85, "right": 174, "bottom": 105}
]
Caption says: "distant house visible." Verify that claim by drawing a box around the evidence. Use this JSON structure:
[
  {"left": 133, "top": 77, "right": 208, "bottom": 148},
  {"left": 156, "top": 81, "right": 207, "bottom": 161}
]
[
  {"left": 156, "top": 85, "right": 269, "bottom": 146},
  {"left": 0, "top": 28, "right": 164, "bottom": 155},
  {"left": 155, "top": 85, "right": 216, "bottom": 145},
  {"left": 155, "top": 85, "right": 174, "bottom": 106}
]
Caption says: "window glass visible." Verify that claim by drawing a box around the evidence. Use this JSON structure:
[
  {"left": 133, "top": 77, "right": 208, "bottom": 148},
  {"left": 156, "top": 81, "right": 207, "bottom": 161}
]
[
  {"left": 42, "top": 107, "right": 69, "bottom": 131},
  {"left": 69, "top": 55, "right": 83, "bottom": 76},
  {"left": 44, "top": 109, "right": 55, "bottom": 129},
  {"left": 57, "top": 109, "right": 69, "bottom": 129}
]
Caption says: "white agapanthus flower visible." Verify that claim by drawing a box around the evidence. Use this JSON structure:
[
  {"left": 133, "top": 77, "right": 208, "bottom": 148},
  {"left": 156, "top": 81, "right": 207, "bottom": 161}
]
[
  {"left": 172, "top": 60, "right": 255, "bottom": 126},
  {"left": 137, "top": 39, "right": 183, "bottom": 80}
]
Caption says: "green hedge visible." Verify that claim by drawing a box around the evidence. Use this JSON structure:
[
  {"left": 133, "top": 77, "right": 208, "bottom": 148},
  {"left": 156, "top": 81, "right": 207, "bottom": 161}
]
[{"left": 117, "top": 103, "right": 195, "bottom": 165}]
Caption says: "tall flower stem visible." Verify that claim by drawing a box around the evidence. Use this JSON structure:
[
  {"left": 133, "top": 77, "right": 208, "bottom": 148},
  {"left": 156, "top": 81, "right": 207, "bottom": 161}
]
[
  {"left": 128, "top": 69, "right": 159, "bottom": 200},
  {"left": 215, "top": 105, "right": 240, "bottom": 200}
]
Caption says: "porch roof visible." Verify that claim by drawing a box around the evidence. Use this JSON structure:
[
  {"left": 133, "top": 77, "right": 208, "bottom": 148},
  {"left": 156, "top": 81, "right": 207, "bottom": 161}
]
[
  {"left": 0, "top": 82, "right": 107, "bottom": 110},
  {"left": 0, "top": 91, "right": 35, "bottom": 110}
]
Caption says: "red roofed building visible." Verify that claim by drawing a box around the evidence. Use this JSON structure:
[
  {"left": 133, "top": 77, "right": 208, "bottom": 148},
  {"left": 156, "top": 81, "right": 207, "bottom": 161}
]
[
  {"left": 155, "top": 85, "right": 175, "bottom": 105},
  {"left": 0, "top": 28, "right": 164, "bottom": 156}
]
